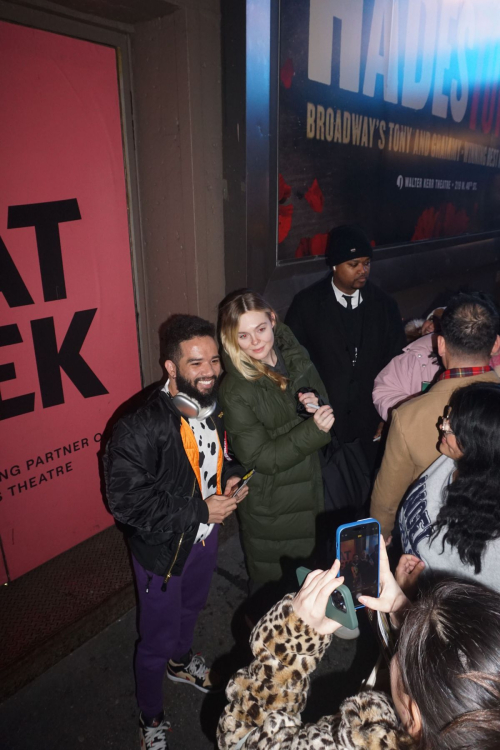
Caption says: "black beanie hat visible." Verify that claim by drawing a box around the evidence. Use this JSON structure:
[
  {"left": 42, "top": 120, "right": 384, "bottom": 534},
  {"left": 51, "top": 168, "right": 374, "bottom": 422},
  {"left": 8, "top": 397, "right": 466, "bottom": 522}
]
[{"left": 325, "top": 224, "right": 373, "bottom": 267}]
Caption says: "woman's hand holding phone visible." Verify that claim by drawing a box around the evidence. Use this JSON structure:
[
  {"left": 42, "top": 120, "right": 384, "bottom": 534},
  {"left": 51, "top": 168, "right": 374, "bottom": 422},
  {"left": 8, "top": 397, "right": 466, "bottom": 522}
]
[
  {"left": 358, "top": 537, "right": 411, "bottom": 627},
  {"left": 293, "top": 560, "right": 344, "bottom": 635}
]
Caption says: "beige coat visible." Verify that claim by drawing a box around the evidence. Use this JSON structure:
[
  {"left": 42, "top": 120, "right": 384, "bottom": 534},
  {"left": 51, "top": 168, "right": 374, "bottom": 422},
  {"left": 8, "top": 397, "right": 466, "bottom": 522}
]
[{"left": 370, "top": 371, "right": 500, "bottom": 539}]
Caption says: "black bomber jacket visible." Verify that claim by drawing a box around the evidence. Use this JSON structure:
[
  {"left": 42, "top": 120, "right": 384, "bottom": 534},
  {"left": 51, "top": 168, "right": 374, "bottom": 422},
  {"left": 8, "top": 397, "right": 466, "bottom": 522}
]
[{"left": 103, "top": 387, "right": 244, "bottom": 581}]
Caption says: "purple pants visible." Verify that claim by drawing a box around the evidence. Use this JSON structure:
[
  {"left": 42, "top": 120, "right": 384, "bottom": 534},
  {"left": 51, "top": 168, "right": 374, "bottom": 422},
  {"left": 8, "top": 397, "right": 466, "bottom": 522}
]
[{"left": 132, "top": 526, "right": 219, "bottom": 718}]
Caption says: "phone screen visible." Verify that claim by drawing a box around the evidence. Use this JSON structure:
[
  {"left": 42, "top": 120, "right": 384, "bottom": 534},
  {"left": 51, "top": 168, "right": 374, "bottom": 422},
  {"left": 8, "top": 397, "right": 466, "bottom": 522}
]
[{"left": 338, "top": 521, "right": 380, "bottom": 605}]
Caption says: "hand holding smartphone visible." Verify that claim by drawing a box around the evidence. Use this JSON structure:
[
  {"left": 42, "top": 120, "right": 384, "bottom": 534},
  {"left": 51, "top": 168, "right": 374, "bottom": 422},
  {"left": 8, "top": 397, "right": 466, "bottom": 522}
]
[
  {"left": 230, "top": 469, "right": 254, "bottom": 498},
  {"left": 296, "top": 566, "right": 358, "bottom": 629}
]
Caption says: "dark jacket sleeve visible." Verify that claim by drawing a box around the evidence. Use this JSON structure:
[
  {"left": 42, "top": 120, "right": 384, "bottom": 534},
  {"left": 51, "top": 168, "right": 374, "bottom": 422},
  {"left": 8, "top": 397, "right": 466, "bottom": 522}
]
[
  {"left": 300, "top": 357, "right": 330, "bottom": 403},
  {"left": 219, "top": 388, "right": 330, "bottom": 475},
  {"left": 221, "top": 453, "right": 246, "bottom": 489},
  {"left": 384, "top": 297, "right": 407, "bottom": 364},
  {"left": 104, "top": 413, "right": 208, "bottom": 538}
]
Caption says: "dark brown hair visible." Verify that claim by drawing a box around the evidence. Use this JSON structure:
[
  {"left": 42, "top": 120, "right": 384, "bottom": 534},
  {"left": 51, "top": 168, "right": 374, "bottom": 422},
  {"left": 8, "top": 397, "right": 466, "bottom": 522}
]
[
  {"left": 432, "top": 382, "right": 500, "bottom": 573},
  {"left": 398, "top": 579, "right": 500, "bottom": 749},
  {"left": 440, "top": 292, "right": 499, "bottom": 360},
  {"left": 160, "top": 314, "right": 215, "bottom": 364}
]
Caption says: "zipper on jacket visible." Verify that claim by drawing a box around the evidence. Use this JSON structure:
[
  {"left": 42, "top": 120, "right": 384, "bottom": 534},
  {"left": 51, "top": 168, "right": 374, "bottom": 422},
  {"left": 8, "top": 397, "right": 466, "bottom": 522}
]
[
  {"left": 161, "top": 532, "right": 184, "bottom": 592},
  {"left": 160, "top": 476, "right": 196, "bottom": 592},
  {"left": 145, "top": 573, "right": 153, "bottom": 594}
]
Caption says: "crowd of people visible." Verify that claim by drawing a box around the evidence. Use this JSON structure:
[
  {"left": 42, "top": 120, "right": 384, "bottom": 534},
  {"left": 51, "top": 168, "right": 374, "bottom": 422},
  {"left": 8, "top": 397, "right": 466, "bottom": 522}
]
[{"left": 103, "top": 224, "right": 500, "bottom": 750}]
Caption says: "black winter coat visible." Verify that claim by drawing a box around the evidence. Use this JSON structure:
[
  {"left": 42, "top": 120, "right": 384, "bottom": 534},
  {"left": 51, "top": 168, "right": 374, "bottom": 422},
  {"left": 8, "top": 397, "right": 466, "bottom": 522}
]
[
  {"left": 103, "top": 388, "right": 243, "bottom": 579},
  {"left": 285, "top": 276, "right": 406, "bottom": 445}
]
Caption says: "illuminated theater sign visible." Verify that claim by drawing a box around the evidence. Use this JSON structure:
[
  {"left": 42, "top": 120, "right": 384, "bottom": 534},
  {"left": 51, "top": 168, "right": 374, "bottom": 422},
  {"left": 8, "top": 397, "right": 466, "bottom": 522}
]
[{"left": 278, "top": 0, "right": 500, "bottom": 260}]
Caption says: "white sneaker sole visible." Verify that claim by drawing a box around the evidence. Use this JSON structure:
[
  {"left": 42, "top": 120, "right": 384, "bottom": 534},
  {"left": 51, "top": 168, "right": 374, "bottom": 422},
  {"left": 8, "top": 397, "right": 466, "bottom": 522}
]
[{"left": 166, "top": 670, "right": 221, "bottom": 693}]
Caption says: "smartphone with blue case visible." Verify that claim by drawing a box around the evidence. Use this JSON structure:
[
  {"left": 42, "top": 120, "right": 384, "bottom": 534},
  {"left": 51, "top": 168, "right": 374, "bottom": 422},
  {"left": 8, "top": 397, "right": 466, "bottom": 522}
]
[
  {"left": 296, "top": 566, "right": 358, "bottom": 630},
  {"left": 336, "top": 518, "right": 380, "bottom": 610}
]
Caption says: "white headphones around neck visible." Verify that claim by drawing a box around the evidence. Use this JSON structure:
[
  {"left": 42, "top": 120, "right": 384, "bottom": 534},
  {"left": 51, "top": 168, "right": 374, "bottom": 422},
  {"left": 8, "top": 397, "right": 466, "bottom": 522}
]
[{"left": 171, "top": 392, "right": 216, "bottom": 420}]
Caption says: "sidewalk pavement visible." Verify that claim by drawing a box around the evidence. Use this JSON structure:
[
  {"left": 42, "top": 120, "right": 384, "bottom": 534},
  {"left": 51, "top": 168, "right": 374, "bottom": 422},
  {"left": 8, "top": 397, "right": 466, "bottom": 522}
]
[{"left": 1, "top": 533, "right": 379, "bottom": 750}]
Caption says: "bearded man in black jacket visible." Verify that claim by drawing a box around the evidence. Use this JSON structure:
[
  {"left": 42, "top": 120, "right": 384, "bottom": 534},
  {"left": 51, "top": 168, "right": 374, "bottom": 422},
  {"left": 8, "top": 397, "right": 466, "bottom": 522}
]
[
  {"left": 104, "top": 315, "right": 246, "bottom": 750},
  {"left": 285, "top": 225, "right": 406, "bottom": 472}
]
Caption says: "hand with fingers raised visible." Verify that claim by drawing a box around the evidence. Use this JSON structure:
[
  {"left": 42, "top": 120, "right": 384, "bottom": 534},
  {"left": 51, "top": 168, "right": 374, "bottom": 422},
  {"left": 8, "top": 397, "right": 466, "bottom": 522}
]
[
  {"left": 293, "top": 560, "right": 344, "bottom": 635},
  {"left": 395, "top": 553, "right": 425, "bottom": 601},
  {"left": 298, "top": 390, "right": 320, "bottom": 413}
]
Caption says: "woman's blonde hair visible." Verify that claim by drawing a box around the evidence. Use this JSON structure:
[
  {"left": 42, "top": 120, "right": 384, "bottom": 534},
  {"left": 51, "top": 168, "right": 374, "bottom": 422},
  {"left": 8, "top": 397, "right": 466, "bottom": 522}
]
[{"left": 218, "top": 289, "right": 288, "bottom": 390}]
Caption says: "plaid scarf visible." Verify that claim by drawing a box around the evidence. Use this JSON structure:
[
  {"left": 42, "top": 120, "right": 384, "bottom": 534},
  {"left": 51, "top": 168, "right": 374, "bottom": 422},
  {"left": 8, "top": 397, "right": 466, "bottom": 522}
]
[{"left": 438, "top": 365, "right": 493, "bottom": 381}]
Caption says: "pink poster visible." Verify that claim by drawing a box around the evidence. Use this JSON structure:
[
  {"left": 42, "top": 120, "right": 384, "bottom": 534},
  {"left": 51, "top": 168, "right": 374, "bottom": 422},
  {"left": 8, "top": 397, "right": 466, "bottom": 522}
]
[{"left": 0, "top": 21, "right": 142, "bottom": 581}]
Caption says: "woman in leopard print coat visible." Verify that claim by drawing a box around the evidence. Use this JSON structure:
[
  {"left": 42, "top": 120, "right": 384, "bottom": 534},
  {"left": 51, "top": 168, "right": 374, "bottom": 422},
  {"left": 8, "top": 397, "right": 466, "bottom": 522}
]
[
  {"left": 218, "top": 546, "right": 500, "bottom": 749},
  {"left": 217, "top": 593, "right": 412, "bottom": 750}
]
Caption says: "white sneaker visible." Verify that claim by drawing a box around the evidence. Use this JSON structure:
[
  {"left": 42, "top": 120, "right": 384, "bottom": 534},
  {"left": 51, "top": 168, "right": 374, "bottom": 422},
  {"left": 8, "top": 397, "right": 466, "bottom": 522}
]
[
  {"left": 167, "top": 651, "right": 222, "bottom": 693},
  {"left": 139, "top": 712, "right": 171, "bottom": 749}
]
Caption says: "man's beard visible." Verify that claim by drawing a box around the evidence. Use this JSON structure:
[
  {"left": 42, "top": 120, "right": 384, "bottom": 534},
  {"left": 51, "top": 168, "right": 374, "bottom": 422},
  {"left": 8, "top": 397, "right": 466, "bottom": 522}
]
[{"left": 175, "top": 372, "right": 222, "bottom": 408}]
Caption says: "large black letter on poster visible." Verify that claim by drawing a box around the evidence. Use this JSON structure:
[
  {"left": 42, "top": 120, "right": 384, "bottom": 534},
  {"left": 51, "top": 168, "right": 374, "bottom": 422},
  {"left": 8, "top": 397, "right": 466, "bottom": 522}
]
[
  {"left": 8, "top": 199, "right": 81, "bottom": 302},
  {"left": 0, "top": 324, "right": 36, "bottom": 420},
  {"left": 0, "top": 236, "right": 34, "bottom": 308},
  {"left": 31, "top": 309, "right": 109, "bottom": 408}
]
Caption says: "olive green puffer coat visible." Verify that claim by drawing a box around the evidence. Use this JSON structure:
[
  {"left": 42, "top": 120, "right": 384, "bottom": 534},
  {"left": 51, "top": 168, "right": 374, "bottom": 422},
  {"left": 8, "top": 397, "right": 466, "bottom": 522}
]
[{"left": 219, "top": 323, "right": 330, "bottom": 583}]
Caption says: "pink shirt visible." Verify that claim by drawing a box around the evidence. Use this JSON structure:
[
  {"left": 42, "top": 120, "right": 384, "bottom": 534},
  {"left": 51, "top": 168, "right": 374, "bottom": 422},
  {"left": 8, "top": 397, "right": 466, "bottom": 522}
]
[
  {"left": 491, "top": 351, "right": 500, "bottom": 378},
  {"left": 373, "top": 334, "right": 440, "bottom": 420},
  {"left": 374, "top": 335, "right": 500, "bottom": 421}
]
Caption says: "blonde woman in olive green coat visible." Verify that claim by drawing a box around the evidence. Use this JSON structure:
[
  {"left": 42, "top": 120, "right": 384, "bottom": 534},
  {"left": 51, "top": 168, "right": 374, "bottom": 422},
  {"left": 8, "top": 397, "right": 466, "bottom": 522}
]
[{"left": 218, "top": 290, "right": 333, "bottom": 585}]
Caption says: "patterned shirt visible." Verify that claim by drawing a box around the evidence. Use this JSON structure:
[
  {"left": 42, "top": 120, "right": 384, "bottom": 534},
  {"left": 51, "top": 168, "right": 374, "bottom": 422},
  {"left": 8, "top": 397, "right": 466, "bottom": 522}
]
[
  {"left": 187, "top": 416, "right": 218, "bottom": 543},
  {"left": 438, "top": 365, "right": 492, "bottom": 381},
  {"left": 399, "top": 454, "right": 500, "bottom": 592},
  {"left": 162, "top": 381, "right": 218, "bottom": 543}
]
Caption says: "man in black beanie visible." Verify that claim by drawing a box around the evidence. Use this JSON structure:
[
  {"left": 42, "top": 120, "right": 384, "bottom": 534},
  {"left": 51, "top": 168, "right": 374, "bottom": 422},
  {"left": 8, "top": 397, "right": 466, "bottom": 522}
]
[{"left": 285, "top": 224, "right": 406, "bottom": 472}]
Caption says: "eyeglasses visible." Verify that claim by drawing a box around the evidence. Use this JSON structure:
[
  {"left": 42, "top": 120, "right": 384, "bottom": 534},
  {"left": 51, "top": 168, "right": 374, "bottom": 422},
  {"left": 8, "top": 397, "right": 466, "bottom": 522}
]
[{"left": 439, "top": 406, "right": 454, "bottom": 436}]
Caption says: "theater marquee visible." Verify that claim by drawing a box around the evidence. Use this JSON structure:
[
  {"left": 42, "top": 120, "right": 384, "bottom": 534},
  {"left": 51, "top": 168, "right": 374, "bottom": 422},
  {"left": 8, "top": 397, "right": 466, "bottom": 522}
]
[{"left": 278, "top": 0, "right": 500, "bottom": 260}]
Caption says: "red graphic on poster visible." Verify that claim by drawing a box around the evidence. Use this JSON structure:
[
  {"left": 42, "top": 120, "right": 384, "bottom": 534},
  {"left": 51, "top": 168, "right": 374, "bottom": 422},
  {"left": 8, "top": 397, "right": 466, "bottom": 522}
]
[
  {"left": 295, "top": 233, "right": 329, "bottom": 258},
  {"left": 412, "top": 203, "right": 471, "bottom": 241},
  {"left": 304, "top": 179, "right": 324, "bottom": 213},
  {"left": 278, "top": 204, "right": 294, "bottom": 243},
  {"left": 278, "top": 173, "right": 293, "bottom": 243},
  {"left": 0, "top": 22, "right": 141, "bottom": 582},
  {"left": 280, "top": 58, "right": 294, "bottom": 89}
]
